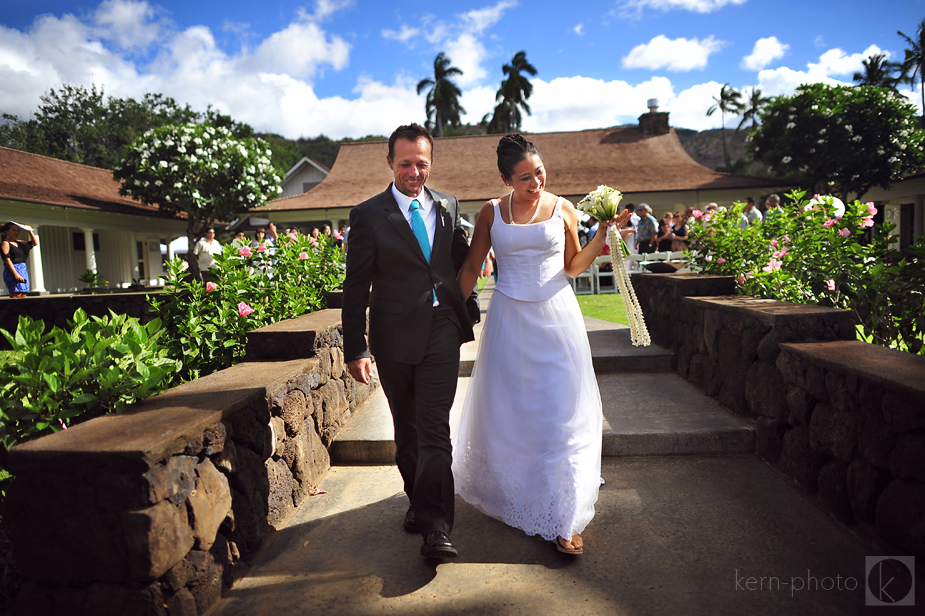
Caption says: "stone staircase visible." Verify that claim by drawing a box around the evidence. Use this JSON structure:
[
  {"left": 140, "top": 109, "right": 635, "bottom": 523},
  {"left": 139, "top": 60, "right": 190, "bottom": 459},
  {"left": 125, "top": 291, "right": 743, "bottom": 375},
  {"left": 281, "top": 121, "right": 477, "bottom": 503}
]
[{"left": 330, "top": 281, "right": 754, "bottom": 465}]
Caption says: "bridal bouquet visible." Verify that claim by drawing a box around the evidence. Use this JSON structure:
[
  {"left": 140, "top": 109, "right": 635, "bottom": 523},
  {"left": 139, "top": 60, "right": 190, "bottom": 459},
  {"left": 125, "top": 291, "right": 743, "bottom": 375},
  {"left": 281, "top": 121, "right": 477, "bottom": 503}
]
[{"left": 577, "top": 185, "right": 651, "bottom": 347}]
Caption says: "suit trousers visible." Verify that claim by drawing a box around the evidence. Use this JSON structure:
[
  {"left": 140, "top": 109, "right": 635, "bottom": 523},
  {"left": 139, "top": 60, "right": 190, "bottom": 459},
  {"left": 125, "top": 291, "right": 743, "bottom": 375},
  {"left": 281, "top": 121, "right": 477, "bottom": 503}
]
[{"left": 375, "top": 312, "right": 461, "bottom": 537}]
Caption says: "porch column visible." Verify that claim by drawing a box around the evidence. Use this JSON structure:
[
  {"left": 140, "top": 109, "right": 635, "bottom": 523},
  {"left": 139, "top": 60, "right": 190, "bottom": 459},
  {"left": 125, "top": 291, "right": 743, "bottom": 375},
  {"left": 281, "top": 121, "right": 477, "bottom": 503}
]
[
  {"left": 128, "top": 231, "right": 139, "bottom": 284},
  {"left": 26, "top": 225, "right": 47, "bottom": 294},
  {"left": 915, "top": 194, "right": 924, "bottom": 238},
  {"left": 81, "top": 228, "right": 97, "bottom": 273}
]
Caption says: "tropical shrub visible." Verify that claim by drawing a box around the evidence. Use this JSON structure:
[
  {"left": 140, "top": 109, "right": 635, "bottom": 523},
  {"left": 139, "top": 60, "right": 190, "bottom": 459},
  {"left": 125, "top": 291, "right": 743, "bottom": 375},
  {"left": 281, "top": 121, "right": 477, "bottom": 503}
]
[
  {"left": 0, "top": 310, "right": 180, "bottom": 454},
  {"left": 687, "top": 191, "right": 925, "bottom": 354},
  {"left": 151, "top": 231, "right": 345, "bottom": 383}
]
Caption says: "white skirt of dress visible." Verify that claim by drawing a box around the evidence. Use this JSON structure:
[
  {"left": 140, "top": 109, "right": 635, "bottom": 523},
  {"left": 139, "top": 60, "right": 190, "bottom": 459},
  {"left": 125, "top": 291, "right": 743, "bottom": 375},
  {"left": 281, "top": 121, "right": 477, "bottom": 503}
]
[{"left": 452, "top": 284, "right": 602, "bottom": 541}]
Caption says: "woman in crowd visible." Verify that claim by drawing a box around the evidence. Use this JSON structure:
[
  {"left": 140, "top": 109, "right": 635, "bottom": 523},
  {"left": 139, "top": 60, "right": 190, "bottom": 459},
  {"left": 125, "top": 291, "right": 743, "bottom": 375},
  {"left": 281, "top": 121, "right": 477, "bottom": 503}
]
[{"left": 2, "top": 222, "right": 38, "bottom": 298}]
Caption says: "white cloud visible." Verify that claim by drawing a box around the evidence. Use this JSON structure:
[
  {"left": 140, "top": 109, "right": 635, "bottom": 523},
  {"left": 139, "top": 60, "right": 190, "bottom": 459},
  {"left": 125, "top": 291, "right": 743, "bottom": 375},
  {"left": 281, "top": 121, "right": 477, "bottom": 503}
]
[
  {"left": 304, "top": 0, "right": 353, "bottom": 22},
  {"left": 622, "top": 35, "right": 724, "bottom": 71},
  {"left": 809, "top": 44, "right": 886, "bottom": 76},
  {"left": 382, "top": 25, "right": 420, "bottom": 44},
  {"left": 741, "top": 36, "right": 789, "bottom": 71},
  {"left": 93, "top": 0, "right": 165, "bottom": 51},
  {"left": 249, "top": 20, "right": 350, "bottom": 79},
  {"left": 574, "top": 24, "right": 584, "bottom": 36},
  {"left": 382, "top": 1, "right": 517, "bottom": 87},
  {"left": 617, "top": 0, "right": 747, "bottom": 17}
]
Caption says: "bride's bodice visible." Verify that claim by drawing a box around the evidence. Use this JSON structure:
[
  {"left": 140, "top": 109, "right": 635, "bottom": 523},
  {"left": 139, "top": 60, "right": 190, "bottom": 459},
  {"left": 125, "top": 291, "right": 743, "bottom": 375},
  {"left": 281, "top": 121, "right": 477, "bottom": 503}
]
[{"left": 490, "top": 196, "right": 570, "bottom": 302}]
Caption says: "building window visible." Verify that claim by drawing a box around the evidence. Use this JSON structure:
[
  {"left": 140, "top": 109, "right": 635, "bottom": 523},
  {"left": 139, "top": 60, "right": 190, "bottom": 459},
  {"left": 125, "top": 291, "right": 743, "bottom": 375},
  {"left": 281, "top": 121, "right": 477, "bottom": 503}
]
[{"left": 73, "top": 232, "right": 101, "bottom": 251}]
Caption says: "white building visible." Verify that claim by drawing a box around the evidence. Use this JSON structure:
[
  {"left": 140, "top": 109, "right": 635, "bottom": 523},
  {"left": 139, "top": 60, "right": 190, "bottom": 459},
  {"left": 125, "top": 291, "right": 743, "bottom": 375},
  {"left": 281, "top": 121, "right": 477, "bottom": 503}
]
[{"left": 0, "top": 147, "right": 187, "bottom": 295}]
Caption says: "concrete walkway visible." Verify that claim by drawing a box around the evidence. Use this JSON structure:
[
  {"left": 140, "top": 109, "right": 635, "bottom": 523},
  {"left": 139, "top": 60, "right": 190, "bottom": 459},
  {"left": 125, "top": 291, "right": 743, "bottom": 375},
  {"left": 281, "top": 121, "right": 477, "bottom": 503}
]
[{"left": 214, "top": 281, "right": 903, "bottom": 616}]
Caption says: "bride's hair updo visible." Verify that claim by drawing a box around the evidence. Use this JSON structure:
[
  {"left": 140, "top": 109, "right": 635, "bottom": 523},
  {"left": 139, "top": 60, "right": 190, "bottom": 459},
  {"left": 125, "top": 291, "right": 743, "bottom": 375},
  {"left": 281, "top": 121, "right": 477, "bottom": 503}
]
[{"left": 497, "top": 134, "right": 542, "bottom": 180}]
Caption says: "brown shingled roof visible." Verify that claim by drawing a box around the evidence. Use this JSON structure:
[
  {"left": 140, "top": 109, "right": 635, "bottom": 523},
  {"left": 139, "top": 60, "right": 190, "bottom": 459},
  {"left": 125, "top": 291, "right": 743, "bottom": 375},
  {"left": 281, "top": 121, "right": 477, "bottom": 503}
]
[
  {"left": 0, "top": 146, "right": 176, "bottom": 217},
  {"left": 262, "top": 126, "right": 782, "bottom": 211}
]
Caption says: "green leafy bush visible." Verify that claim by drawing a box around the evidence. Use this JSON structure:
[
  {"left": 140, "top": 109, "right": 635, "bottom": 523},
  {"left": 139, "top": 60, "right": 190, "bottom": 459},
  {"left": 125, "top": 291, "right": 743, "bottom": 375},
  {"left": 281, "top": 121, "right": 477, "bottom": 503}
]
[
  {"left": 0, "top": 310, "right": 180, "bottom": 453},
  {"left": 687, "top": 191, "right": 925, "bottom": 354},
  {"left": 151, "top": 231, "right": 345, "bottom": 383}
]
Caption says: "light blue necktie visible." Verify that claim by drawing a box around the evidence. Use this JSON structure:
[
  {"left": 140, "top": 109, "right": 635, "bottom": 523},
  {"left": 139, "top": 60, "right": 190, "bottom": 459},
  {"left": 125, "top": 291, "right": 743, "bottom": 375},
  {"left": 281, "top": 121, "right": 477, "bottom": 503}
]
[
  {"left": 410, "top": 199, "right": 437, "bottom": 304},
  {"left": 409, "top": 199, "right": 431, "bottom": 263}
]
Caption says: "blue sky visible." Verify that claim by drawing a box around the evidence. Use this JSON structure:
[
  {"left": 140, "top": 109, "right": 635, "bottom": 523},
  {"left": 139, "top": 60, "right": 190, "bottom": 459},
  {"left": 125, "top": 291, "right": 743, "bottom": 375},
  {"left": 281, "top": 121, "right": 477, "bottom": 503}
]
[{"left": 1, "top": 0, "right": 922, "bottom": 139}]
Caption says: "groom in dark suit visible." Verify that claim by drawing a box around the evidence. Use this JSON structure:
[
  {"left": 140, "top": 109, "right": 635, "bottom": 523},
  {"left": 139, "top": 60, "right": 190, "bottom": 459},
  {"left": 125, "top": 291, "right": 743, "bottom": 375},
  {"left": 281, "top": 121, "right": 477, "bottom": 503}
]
[{"left": 343, "top": 124, "right": 478, "bottom": 559}]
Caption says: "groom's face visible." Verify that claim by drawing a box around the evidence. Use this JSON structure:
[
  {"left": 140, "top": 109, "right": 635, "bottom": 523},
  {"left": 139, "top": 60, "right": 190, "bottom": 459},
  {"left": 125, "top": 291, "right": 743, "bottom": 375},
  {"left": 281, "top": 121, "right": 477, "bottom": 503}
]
[{"left": 388, "top": 137, "right": 432, "bottom": 198}]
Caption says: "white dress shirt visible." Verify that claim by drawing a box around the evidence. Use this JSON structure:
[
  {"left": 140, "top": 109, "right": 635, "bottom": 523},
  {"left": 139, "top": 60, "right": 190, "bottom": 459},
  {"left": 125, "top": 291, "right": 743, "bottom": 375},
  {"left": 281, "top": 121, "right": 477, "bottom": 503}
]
[
  {"left": 391, "top": 183, "right": 439, "bottom": 305},
  {"left": 391, "top": 184, "right": 437, "bottom": 251}
]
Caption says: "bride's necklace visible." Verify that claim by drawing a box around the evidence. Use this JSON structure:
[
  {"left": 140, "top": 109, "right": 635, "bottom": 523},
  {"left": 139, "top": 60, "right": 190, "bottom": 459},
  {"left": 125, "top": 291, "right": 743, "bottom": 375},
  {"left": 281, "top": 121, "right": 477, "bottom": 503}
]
[{"left": 507, "top": 190, "right": 542, "bottom": 225}]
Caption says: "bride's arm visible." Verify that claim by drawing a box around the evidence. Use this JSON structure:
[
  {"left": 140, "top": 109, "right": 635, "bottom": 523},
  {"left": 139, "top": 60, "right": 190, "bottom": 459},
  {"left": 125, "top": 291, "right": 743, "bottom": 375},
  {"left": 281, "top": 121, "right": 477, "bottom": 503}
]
[
  {"left": 563, "top": 200, "right": 630, "bottom": 277},
  {"left": 457, "top": 201, "right": 494, "bottom": 303}
]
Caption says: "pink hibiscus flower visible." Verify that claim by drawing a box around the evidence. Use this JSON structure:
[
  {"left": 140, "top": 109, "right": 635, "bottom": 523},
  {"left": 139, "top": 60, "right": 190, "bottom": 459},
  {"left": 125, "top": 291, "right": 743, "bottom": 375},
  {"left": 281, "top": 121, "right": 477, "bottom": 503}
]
[
  {"left": 866, "top": 202, "right": 878, "bottom": 216},
  {"left": 838, "top": 228, "right": 851, "bottom": 238},
  {"left": 239, "top": 246, "right": 253, "bottom": 257},
  {"left": 692, "top": 209, "right": 703, "bottom": 219},
  {"left": 256, "top": 244, "right": 267, "bottom": 253},
  {"left": 770, "top": 240, "right": 778, "bottom": 248},
  {"left": 238, "top": 302, "right": 255, "bottom": 317},
  {"left": 180, "top": 260, "right": 189, "bottom": 271},
  {"left": 826, "top": 279, "right": 835, "bottom": 291},
  {"left": 860, "top": 216, "right": 875, "bottom": 228},
  {"left": 299, "top": 252, "right": 309, "bottom": 261},
  {"left": 762, "top": 258, "right": 783, "bottom": 273},
  {"left": 822, "top": 218, "right": 837, "bottom": 228},
  {"left": 205, "top": 281, "right": 217, "bottom": 292},
  {"left": 716, "top": 257, "right": 726, "bottom": 264}
]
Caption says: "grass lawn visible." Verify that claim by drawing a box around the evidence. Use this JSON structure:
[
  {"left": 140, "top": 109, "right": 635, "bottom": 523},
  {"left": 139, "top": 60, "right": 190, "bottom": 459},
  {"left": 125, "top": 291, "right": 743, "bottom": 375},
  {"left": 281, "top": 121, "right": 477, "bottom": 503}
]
[{"left": 577, "top": 293, "right": 629, "bottom": 326}]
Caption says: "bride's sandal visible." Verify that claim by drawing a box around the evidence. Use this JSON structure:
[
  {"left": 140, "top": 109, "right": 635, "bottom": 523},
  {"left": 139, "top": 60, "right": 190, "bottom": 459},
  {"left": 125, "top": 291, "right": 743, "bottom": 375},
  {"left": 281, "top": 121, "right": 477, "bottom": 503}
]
[{"left": 556, "top": 536, "right": 584, "bottom": 555}]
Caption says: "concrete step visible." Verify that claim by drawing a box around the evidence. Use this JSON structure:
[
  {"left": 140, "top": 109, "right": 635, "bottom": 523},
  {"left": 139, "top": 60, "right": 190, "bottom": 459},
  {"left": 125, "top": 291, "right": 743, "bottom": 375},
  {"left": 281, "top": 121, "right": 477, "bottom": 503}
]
[
  {"left": 330, "top": 372, "right": 753, "bottom": 464},
  {"left": 600, "top": 372, "right": 754, "bottom": 456}
]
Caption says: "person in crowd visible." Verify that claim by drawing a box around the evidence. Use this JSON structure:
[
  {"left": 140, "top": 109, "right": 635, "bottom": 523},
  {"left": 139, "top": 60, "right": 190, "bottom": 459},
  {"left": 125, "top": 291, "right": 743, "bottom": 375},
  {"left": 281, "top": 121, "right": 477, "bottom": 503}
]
[
  {"left": 232, "top": 231, "right": 248, "bottom": 247},
  {"left": 311, "top": 227, "right": 320, "bottom": 240},
  {"left": 740, "top": 196, "right": 763, "bottom": 229},
  {"left": 192, "top": 227, "right": 221, "bottom": 282},
  {"left": 454, "top": 134, "right": 631, "bottom": 556},
  {"left": 672, "top": 211, "right": 689, "bottom": 251},
  {"left": 587, "top": 216, "right": 600, "bottom": 241},
  {"left": 619, "top": 203, "right": 639, "bottom": 253},
  {"left": 2, "top": 222, "right": 38, "bottom": 298},
  {"left": 635, "top": 204, "right": 658, "bottom": 254},
  {"left": 655, "top": 218, "right": 674, "bottom": 252}
]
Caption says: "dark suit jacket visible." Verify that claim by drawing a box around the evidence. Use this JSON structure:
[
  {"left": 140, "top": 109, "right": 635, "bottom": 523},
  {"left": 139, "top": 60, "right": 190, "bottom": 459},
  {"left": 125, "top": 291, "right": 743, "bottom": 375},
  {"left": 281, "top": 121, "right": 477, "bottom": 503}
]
[{"left": 342, "top": 184, "right": 478, "bottom": 365}]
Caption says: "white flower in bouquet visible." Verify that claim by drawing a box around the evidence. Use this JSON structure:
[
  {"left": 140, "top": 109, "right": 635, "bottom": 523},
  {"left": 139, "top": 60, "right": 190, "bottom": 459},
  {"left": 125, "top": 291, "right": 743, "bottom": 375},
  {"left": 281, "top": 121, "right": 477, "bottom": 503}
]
[{"left": 577, "top": 185, "right": 624, "bottom": 221}]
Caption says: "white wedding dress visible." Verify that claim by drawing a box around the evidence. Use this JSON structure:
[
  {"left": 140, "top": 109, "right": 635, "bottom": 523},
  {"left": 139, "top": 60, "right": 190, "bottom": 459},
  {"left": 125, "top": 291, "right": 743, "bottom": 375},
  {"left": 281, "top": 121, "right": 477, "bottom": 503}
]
[{"left": 453, "top": 196, "right": 602, "bottom": 541}]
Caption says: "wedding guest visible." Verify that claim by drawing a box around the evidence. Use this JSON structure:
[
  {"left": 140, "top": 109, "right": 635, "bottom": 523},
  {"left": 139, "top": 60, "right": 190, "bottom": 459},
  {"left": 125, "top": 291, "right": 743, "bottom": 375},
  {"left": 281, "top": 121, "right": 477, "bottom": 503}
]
[
  {"left": 192, "top": 228, "right": 221, "bottom": 282},
  {"left": 655, "top": 219, "right": 674, "bottom": 252},
  {"left": 672, "top": 211, "right": 689, "bottom": 251},
  {"left": 739, "top": 197, "right": 763, "bottom": 229},
  {"left": 635, "top": 204, "right": 658, "bottom": 254},
  {"left": 2, "top": 222, "right": 38, "bottom": 298}
]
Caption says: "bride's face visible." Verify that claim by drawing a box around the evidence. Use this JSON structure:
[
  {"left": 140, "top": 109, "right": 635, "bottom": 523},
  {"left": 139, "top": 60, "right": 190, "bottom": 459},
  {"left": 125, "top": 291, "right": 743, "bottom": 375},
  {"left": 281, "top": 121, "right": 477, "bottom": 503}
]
[{"left": 506, "top": 153, "right": 545, "bottom": 202}]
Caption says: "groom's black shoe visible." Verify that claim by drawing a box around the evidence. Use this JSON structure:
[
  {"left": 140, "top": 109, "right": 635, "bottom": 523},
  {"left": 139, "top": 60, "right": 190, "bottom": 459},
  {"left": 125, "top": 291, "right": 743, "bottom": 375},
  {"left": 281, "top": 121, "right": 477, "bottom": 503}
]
[
  {"left": 420, "top": 531, "right": 458, "bottom": 559},
  {"left": 403, "top": 506, "right": 419, "bottom": 533}
]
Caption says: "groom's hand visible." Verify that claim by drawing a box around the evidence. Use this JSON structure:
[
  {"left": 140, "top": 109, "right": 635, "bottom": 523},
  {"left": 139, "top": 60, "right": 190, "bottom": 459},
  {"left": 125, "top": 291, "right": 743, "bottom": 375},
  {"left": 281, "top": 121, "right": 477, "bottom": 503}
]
[{"left": 348, "top": 358, "right": 373, "bottom": 384}]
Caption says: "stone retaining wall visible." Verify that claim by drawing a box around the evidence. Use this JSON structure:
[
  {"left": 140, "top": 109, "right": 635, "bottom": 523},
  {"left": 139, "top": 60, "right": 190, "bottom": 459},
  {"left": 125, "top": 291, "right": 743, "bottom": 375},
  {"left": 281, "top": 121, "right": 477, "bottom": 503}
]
[
  {"left": 632, "top": 273, "right": 925, "bottom": 558},
  {"left": 5, "top": 309, "right": 376, "bottom": 615},
  {"left": 0, "top": 292, "right": 161, "bottom": 349}
]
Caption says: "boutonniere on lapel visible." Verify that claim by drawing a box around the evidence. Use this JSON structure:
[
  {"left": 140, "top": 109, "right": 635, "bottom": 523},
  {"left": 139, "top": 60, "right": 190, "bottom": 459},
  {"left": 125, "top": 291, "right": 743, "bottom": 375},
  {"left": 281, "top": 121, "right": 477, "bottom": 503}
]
[{"left": 439, "top": 199, "right": 449, "bottom": 226}]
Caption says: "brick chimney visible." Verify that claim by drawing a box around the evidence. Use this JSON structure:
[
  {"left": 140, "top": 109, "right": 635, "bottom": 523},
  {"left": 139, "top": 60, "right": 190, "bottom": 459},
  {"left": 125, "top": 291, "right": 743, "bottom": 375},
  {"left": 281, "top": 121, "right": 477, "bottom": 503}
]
[{"left": 638, "top": 99, "right": 670, "bottom": 135}]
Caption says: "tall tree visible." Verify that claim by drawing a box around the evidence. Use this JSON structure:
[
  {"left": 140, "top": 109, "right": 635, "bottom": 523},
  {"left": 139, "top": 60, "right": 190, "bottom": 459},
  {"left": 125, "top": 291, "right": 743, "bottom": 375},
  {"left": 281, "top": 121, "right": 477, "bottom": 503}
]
[
  {"left": 488, "top": 51, "right": 538, "bottom": 134},
  {"left": 416, "top": 52, "right": 465, "bottom": 138},
  {"left": 853, "top": 52, "right": 903, "bottom": 92},
  {"left": 114, "top": 123, "right": 282, "bottom": 256},
  {"left": 898, "top": 19, "right": 925, "bottom": 127},
  {"left": 706, "top": 84, "right": 745, "bottom": 169},
  {"left": 748, "top": 83, "right": 925, "bottom": 202},
  {"left": 737, "top": 87, "right": 771, "bottom": 132}
]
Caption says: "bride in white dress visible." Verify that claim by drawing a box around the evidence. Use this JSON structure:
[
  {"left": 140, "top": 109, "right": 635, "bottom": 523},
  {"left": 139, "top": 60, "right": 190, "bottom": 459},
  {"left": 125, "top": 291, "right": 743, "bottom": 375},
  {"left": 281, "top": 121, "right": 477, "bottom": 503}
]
[{"left": 453, "top": 134, "right": 629, "bottom": 554}]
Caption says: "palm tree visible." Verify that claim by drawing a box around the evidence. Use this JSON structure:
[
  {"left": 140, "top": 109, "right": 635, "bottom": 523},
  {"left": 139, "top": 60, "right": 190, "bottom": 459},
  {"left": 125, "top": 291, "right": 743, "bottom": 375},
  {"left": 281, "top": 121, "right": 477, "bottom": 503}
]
[
  {"left": 488, "top": 51, "right": 538, "bottom": 133},
  {"left": 707, "top": 84, "right": 745, "bottom": 169},
  {"left": 416, "top": 52, "right": 465, "bottom": 138},
  {"left": 898, "top": 19, "right": 925, "bottom": 127},
  {"left": 852, "top": 53, "right": 903, "bottom": 92},
  {"left": 736, "top": 87, "right": 771, "bottom": 132}
]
